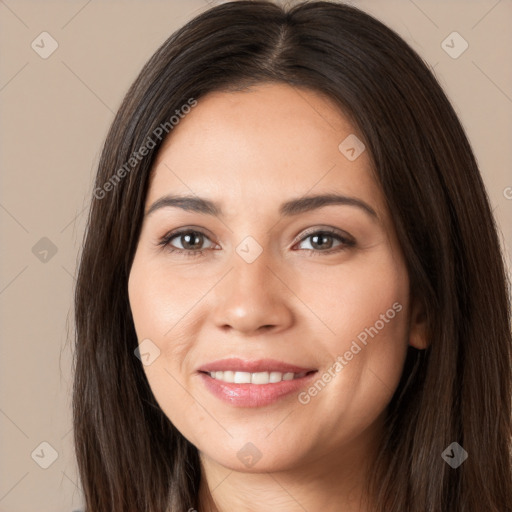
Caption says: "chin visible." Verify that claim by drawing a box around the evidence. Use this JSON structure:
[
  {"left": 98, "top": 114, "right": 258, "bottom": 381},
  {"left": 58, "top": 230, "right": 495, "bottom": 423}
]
[{"left": 201, "top": 443, "right": 305, "bottom": 473}]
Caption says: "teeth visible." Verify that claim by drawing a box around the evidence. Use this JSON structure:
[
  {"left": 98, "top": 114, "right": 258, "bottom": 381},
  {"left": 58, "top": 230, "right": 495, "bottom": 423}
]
[{"left": 208, "top": 370, "right": 308, "bottom": 384}]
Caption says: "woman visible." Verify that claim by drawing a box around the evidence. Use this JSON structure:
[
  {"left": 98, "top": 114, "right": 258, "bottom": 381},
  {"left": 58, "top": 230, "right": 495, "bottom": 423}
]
[{"left": 73, "top": 1, "right": 512, "bottom": 511}]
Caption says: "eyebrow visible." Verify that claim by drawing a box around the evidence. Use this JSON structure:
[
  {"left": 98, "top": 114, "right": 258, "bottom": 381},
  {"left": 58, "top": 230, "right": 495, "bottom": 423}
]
[{"left": 145, "top": 193, "right": 377, "bottom": 219}]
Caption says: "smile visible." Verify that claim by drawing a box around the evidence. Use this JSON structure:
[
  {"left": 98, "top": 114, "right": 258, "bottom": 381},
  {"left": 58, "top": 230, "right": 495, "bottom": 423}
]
[
  {"left": 205, "top": 370, "right": 310, "bottom": 384},
  {"left": 199, "top": 370, "right": 318, "bottom": 408}
]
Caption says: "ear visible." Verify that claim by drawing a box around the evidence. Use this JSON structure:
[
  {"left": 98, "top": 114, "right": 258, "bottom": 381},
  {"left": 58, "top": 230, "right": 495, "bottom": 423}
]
[{"left": 408, "top": 296, "right": 429, "bottom": 350}]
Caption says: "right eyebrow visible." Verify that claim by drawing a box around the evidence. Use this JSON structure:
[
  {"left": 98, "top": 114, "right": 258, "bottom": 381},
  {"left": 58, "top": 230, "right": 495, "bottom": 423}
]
[{"left": 145, "top": 195, "right": 221, "bottom": 217}]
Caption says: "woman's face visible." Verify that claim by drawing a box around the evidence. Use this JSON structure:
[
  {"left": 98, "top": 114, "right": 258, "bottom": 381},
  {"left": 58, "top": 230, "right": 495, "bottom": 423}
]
[{"left": 128, "top": 82, "right": 426, "bottom": 473}]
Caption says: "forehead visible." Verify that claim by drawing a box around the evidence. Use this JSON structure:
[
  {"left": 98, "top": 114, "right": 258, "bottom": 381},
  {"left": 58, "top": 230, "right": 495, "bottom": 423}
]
[{"left": 147, "top": 82, "right": 385, "bottom": 220}]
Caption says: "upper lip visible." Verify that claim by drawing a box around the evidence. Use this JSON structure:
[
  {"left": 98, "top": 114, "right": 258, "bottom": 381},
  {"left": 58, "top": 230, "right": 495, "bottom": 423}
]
[{"left": 197, "top": 358, "right": 317, "bottom": 374}]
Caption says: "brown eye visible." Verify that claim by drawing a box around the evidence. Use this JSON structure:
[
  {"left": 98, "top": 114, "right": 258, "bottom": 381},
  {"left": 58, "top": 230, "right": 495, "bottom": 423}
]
[
  {"left": 159, "top": 229, "right": 215, "bottom": 256},
  {"left": 296, "top": 228, "right": 355, "bottom": 255},
  {"left": 172, "top": 231, "right": 205, "bottom": 250}
]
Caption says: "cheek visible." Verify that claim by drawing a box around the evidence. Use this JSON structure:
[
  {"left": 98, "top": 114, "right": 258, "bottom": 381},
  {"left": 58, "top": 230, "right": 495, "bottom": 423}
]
[
  {"left": 293, "top": 250, "right": 410, "bottom": 410},
  {"left": 128, "top": 255, "right": 212, "bottom": 436},
  {"left": 295, "top": 247, "right": 409, "bottom": 349},
  {"left": 128, "top": 255, "right": 207, "bottom": 345},
  {"left": 128, "top": 259, "right": 203, "bottom": 444}
]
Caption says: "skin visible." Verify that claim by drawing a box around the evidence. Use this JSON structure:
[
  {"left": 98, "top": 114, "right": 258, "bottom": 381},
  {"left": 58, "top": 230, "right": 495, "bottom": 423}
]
[{"left": 128, "top": 82, "right": 427, "bottom": 512}]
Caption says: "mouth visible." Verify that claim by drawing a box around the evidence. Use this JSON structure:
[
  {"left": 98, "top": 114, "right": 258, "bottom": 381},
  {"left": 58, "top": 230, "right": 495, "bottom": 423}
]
[
  {"left": 197, "top": 358, "right": 318, "bottom": 407},
  {"left": 199, "top": 369, "right": 316, "bottom": 384}
]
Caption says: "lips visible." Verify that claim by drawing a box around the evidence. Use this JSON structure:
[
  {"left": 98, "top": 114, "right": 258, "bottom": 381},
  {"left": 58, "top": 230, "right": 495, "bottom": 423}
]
[
  {"left": 196, "top": 358, "right": 318, "bottom": 407},
  {"left": 197, "top": 357, "right": 316, "bottom": 374},
  {"left": 199, "top": 371, "right": 318, "bottom": 407}
]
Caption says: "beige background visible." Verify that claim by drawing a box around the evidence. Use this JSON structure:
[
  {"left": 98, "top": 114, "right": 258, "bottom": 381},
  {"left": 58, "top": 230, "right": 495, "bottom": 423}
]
[{"left": 0, "top": 0, "right": 511, "bottom": 510}]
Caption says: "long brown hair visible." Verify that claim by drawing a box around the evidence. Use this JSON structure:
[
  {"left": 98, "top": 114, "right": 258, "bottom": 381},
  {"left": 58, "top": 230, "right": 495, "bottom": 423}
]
[{"left": 73, "top": 1, "right": 512, "bottom": 510}]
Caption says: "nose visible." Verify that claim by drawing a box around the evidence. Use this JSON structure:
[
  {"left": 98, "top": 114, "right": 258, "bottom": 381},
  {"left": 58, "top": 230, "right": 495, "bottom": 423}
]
[{"left": 210, "top": 249, "right": 295, "bottom": 336}]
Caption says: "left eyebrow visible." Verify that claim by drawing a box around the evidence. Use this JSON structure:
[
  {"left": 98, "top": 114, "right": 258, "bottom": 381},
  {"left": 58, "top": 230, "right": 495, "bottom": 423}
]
[{"left": 279, "top": 193, "right": 377, "bottom": 218}]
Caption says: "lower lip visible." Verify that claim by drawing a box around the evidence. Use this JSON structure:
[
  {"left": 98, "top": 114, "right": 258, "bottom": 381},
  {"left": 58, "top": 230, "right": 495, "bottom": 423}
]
[{"left": 199, "top": 371, "right": 318, "bottom": 408}]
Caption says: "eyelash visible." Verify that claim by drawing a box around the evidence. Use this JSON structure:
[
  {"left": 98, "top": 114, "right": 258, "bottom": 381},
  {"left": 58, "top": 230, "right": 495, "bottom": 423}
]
[{"left": 157, "top": 227, "right": 355, "bottom": 258}]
